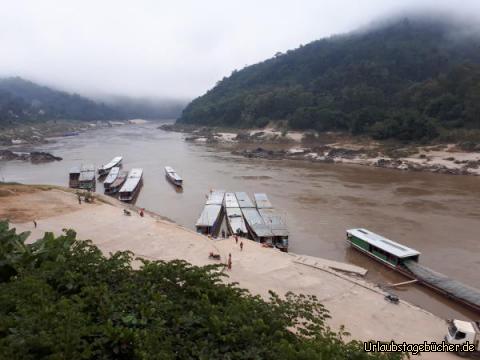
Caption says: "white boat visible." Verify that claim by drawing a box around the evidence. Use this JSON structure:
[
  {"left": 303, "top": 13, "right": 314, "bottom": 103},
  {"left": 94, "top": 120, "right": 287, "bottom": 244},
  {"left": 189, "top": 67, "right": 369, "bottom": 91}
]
[
  {"left": 98, "top": 156, "right": 122, "bottom": 176},
  {"left": 164, "top": 166, "right": 183, "bottom": 186},
  {"left": 195, "top": 190, "right": 225, "bottom": 235},
  {"left": 118, "top": 168, "right": 143, "bottom": 202},
  {"left": 103, "top": 167, "right": 120, "bottom": 190},
  {"left": 105, "top": 170, "right": 127, "bottom": 195}
]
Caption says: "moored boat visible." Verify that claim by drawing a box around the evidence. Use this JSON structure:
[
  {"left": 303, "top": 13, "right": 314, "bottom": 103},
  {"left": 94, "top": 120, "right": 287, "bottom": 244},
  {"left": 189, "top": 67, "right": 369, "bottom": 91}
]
[
  {"left": 68, "top": 166, "right": 81, "bottom": 188},
  {"left": 105, "top": 170, "right": 127, "bottom": 195},
  {"left": 224, "top": 192, "right": 248, "bottom": 236},
  {"left": 98, "top": 156, "right": 122, "bottom": 176},
  {"left": 346, "top": 228, "right": 420, "bottom": 275},
  {"left": 164, "top": 166, "right": 183, "bottom": 186},
  {"left": 195, "top": 190, "right": 225, "bottom": 235},
  {"left": 118, "top": 168, "right": 143, "bottom": 202},
  {"left": 103, "top": 167, "right": 120, "bottom": 191},
  {"left": 78, "top": 164, "right": 96, "bottom": 191}
]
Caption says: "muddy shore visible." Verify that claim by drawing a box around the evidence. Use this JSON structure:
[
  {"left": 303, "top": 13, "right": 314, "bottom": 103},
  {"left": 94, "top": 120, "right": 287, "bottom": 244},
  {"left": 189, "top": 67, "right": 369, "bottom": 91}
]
[{"left": 0, "top": 184, "right": 458, "bottom": 359}]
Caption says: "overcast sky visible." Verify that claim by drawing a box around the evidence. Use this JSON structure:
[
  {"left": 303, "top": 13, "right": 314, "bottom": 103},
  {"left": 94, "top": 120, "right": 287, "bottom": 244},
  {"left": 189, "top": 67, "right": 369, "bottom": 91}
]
[{"left": 1, "top": 0, "right": 479, "bottom": 100}]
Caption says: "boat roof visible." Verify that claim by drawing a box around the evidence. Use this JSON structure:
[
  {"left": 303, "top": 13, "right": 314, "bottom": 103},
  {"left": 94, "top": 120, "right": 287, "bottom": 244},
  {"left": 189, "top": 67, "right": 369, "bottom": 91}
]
[
  {"left": 241, "top": 208, "right": 273, "bottom": 237},
  {"left": 69, "top": 166, "right": 80, "bottom": 174},
  {"left": 254, "top": 193, "right": 273, "bottom": 209},
  {"left": 224, "top": 192, "right": 240, "bottom": 208},
  {"left": 79, "top": 164, "right": 95, "bottom": 181},
  {"left": 81, "top": 164, "right": 95, "bottom": 172},
  {"left": 206, "top": 190, "right": 225, "bottom": 205},
  {"left": 347, "top": 228, "right": 420, "bottom": 258},
  {"left": 195, "top": 204, "right": 222, "bottom": 227},
  {"left": 111, "top": 171, "right": 128, "bottom": 186},
  {"left": 165, "top": 167, "right": 182, "bottom": 181},
  {"left": 104, "top": 166, "right": 120, "bottom": 184},
  {"left": 235, "top": 192, "right": 255, "bottom": 208},
  {"left": 258, "top": 208, "right": 288, "bottom": 237},
  {"left": 226, "top": 207, "right": 247, "bottom": 233},
  {"left": 101, "top": 156, "right": 122, "bottom": 170},
  {"left": 119, "top": 168, "right": 143, "bottom": 193},
  {"left": 453, "top": 320, "right": 475, "bottom": 334}
]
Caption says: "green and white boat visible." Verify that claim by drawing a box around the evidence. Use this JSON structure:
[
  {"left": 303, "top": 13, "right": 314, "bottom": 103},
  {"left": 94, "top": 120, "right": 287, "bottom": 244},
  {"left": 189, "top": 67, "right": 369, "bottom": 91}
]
[{"left": 346, "top": 228, "right": 420, "bottom": 273}]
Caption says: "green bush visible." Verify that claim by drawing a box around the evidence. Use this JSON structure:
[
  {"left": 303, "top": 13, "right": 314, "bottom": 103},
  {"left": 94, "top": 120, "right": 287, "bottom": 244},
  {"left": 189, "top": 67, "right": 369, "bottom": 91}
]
[{"left": 0, "top": 221, "right": 405, "bottom": 359}]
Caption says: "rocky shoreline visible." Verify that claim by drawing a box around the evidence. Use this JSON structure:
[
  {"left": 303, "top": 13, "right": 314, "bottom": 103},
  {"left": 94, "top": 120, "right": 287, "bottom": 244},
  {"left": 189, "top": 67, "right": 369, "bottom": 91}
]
[
  {"left": 158, "top": 124, "right": 480, "bottom": 176},
  {"left": 0, "top": 150, "right": 62, "bottom": 163},
  {"left": 232, "top": 146, "right": 480, "bottom": 176}
]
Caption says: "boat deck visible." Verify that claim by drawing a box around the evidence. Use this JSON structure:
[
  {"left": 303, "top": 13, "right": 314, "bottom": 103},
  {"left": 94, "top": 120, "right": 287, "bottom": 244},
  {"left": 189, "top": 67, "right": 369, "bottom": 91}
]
[{"left": 404, "top": 260, "right": 480, "bottom": 312}]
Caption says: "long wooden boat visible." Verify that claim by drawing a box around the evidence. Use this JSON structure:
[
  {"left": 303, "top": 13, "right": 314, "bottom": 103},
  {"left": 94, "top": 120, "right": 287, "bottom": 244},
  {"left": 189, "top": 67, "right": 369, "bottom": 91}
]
[
  {"left": 118, "top": 168, "right": 143, "bottom": 202},
  {"left": 98, "top": 156, "right": 122, "bottom": 176},
  {"left": 254, "top": 193, "right": 289, "bottom": 252},
  {"left": 105, "top": 170, "right": 127, "bottom": 195},
  {"left": 164, "top": 166, "right": 183, "bottom": 187},
  {"left": 224, "top": 193, "right": 248, "bottom": 236},
  {"left": 195, "top": 190, "right": 225, "bottom": 235},
  {"left": 347, "top": 228, "right": 480, "bottom": 313},
  {"left": 69, "top": 166, "right": 80, "bottom": 188},
  {"left": 103, "top": 167, "right": 120, "bottom": 191},
  {"left": 78, "top": 164, "right": 96, "bottom": 191},
  {"left": 346, "top": 228, "right": 420, "bottom": 276}
]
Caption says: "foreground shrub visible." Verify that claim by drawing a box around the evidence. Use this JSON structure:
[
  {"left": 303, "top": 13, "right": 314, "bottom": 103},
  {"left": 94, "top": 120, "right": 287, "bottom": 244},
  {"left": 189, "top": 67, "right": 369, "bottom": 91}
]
[{"left": 0, "top": 221, "right": 405, "bottom": 359}]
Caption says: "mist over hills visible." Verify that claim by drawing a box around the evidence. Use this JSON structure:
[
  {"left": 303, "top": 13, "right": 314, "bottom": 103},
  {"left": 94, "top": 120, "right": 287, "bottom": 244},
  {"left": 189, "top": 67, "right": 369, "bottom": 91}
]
[
  {"left": 0, "top": 77, "right": 186, "bottom": 125},
  {"left": 178, "top": 16, "right": 480, "bottom": 142}
]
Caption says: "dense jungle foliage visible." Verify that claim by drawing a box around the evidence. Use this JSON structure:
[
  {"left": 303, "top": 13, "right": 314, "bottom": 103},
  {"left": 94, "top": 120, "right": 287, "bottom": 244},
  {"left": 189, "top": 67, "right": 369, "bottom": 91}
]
[
  {"left": 0, "top": 221, "right": 405, "bottom": 359},
  {"left": 178, "top": 17, "right": 480, "bottom": 142}
]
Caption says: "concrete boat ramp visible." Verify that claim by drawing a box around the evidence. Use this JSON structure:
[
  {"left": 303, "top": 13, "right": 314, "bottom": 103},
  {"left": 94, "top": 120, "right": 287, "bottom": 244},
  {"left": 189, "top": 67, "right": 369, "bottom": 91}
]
[{"left": 293, "top": 254, "right": 368, "bottom": 277}]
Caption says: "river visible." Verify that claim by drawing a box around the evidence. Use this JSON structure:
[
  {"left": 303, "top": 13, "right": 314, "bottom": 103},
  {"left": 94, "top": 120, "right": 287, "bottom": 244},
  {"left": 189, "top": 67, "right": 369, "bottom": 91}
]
[{"left": 1, "top": 121, "right": 479, "bottom": 320}]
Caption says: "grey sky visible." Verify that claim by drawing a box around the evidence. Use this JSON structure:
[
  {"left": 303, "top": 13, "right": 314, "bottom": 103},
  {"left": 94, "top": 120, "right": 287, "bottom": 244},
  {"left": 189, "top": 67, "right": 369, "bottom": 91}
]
[{"left": 1, "top": 0, "right": 479, "bottom": 99}]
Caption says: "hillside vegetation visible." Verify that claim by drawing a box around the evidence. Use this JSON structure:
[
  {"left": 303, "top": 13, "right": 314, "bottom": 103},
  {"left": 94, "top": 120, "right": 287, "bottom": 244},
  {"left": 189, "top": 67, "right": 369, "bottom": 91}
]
[
  {"left": 0, "top": 78, "right": 186, "bottom": 126},
  {"left": 0, "top": 221, "right": 403, "bottom": 359},
  {"left": 0, "top": 77, "right": 120, "bottom": 124},
  {"left": 178, "top": 17, "right": 480, "bottom": 142}
]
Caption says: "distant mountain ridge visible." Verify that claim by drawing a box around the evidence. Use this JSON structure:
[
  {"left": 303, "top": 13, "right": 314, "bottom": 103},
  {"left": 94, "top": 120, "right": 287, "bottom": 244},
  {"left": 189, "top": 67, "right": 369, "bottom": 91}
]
[
  {"left": 178, "top": 16, "right": 480, "bottom": 142},
  {"left": 0, "top": 77, "right": 187, "bottom": 125},
  {"left": 0, "top": 77, "right": 120, "bottom": 124}
]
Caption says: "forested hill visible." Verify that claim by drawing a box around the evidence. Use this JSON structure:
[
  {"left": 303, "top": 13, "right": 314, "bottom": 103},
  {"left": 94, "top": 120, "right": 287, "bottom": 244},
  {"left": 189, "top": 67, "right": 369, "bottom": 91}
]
[
  {"left": 178, "top": 17, "right": 480, "bottom": 142},
  {"left": 0, "top": 78, "right": 187, "bottom": 125},
  {"left": 0, "top": 77, "right": 120, "bottom": 124}
]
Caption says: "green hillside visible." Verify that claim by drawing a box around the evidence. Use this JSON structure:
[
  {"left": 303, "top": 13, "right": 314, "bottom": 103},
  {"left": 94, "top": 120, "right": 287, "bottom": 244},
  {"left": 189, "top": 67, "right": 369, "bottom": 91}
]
[
  {"left": 0, "top": 77, "right": 120, "bottom": 124},
  {"left": 178, "top": 17, "right": 480, "bottom": 142}
]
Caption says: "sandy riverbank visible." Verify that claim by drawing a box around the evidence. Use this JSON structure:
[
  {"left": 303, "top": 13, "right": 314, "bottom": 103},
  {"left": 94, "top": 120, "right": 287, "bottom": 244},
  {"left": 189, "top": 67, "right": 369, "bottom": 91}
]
[{"left": 0, "top": 184, "right": 457, "bottom": 359}]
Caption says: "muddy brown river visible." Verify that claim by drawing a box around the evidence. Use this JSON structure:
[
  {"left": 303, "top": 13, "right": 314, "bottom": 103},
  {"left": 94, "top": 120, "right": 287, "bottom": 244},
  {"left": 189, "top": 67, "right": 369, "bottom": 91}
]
[{"left": 1, "top": 122, "right": 479, "bottom": 320}]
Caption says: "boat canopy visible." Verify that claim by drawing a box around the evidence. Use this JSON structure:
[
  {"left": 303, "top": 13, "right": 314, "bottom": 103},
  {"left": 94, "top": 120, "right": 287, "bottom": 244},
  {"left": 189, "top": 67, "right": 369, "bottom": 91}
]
[
  {"left": 258, "top": 208, "right": 288, "bottom": 237},
  {"left": 224, "top": 192, "right": 240, "bottom": 208},
  {"left": 195, "top": 204, "right": 222, "bottom": 227},
  {"left": 254, "top": 193, "right": 273, "bottom": 209},
  {"left": 104, "top": 167, "right": 120, "bottom": 185},
  {"left": 347, "top": 228, "right": 420, "bottom": 259},
  {"left": 165, "top": 166, "right": 182, "bottom": 181},
  {"left": 226, "top": 207, "right": 247, "bottom": 234},
  {"left": 69, "top": 166, "right": 80, "bottom": 175},
  {"left": 241, "top": 208, "right": 273, "bottom": 238},
  {"left": 119, "top": 168, "right": 143, "bottom": 193},
  {"left": 206, "top": 190, "right": 225, "bottom": 205},
  {"left": 79, "top": 164, "right": 95, "bottom": 181},
  {"left": 100, "top": 156, "right": 122, "bottom": 170},
  {"left": 235, "top": 192, "right": 255, "bottom": 208}
]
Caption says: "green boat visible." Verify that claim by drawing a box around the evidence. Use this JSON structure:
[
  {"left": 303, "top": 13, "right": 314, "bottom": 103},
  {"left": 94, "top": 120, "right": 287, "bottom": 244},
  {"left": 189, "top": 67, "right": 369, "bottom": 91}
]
[{"left": 346, "top": 228, "right": 420, "bottom": 273}]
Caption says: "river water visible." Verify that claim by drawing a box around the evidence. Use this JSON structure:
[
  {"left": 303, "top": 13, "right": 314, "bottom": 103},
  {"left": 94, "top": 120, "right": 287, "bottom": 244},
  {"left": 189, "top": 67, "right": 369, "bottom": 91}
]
[{"left": 1, "top": 122, "right": 479, "bottom": 320}]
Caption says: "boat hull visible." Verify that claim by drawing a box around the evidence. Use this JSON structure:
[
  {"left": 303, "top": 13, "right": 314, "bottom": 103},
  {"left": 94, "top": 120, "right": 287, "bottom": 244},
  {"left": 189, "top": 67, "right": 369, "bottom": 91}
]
[
  {"left": 119, "top": 178, "right": 143, "bottom": 203},
  {"left": 165, "top": 173, "right": 182, "bottom": 187}
]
